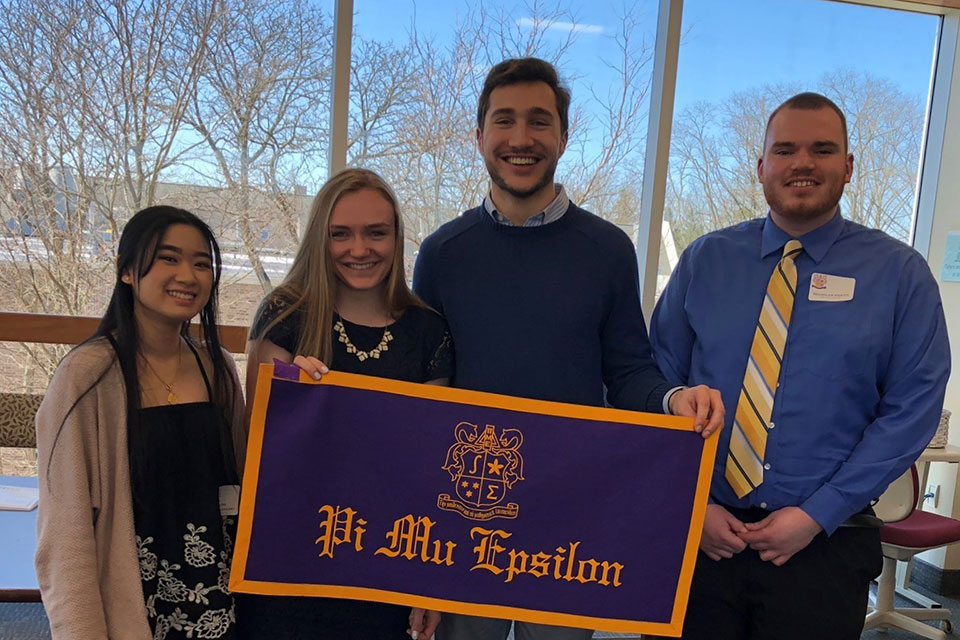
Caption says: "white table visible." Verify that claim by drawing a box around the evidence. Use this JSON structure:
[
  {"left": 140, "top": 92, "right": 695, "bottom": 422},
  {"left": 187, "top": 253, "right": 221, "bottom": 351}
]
[
  {"left": 0, "top": 475, "right": 40, "bottom": 602},
  {"left": 917, "top": 445, "right": 960, "bottom": 465}
]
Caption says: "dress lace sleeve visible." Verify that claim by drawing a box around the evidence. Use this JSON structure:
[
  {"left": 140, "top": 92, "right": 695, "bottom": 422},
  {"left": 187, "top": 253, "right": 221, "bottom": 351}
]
[
  {"left": 250, "top": 295, "right": 301, "bottom": 354},
  {"left": 427, "top": 328, "right": 454, "bottom": 381}
]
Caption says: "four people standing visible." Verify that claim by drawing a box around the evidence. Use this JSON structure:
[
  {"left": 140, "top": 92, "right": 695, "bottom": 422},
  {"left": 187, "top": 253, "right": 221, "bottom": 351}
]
[{"left": 33, "top": 59, "right": 951, "bottom": 640}]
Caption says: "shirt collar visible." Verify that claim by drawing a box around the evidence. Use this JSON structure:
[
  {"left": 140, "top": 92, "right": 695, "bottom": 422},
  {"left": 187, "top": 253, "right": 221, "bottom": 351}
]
[
  {"left": 484, "top": 184, "right": 569, "bottom": 227},
  {"left": 760, "top": 207, "right": 845, "bottom": 264}
]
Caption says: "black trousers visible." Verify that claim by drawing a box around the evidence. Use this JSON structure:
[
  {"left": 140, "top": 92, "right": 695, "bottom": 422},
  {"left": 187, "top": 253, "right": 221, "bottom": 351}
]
[
  {"left": 678, "top": 506, "right": 882, "bottom": 640},
  {"left": 236, "top": 594, "right": 411, "bottom": 639}
]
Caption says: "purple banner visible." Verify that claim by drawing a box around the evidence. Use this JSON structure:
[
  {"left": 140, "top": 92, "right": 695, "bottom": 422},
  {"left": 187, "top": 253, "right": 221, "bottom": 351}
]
[{"left": 231, "top": 367, "right": 716, "bottom": 636}]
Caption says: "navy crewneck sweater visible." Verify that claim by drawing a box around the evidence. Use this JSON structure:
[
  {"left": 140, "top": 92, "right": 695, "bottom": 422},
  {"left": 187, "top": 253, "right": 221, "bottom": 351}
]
[{"left": 413, "top": 203, "right": 671, "bottom": 413}]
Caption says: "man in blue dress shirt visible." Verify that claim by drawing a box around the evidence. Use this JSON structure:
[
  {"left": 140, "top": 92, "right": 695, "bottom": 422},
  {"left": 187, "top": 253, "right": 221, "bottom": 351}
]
[{"left": 651, "top": 92, "right": 950, "bottom": 639}]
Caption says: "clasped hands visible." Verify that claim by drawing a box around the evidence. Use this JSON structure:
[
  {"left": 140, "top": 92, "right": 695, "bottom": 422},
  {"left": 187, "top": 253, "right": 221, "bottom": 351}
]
[
  {"left": 700, "top": 504, "right": 823, "bottom": 566},
  {"left": 668, "top": 388, "right": 822, "bottom": 566}
]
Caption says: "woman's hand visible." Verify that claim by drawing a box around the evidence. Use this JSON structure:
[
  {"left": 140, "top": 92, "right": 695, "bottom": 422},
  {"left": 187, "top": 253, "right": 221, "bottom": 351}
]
[
  {"left": 408, "top": 607, "right": 440, "bottom": 639},
  {"left": 292, "top": 355, "right": 330, "bottom": 380}
]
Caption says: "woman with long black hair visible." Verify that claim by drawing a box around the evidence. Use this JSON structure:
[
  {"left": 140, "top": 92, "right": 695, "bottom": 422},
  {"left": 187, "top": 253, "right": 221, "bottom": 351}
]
[{"left": 35, "top": 206, "right": 246, "bottom": 639}]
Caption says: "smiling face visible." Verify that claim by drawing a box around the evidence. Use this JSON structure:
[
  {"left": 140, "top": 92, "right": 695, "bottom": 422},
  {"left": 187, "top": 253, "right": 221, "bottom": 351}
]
[
  {"left": 123, "top": 223, "right": 213, "bottom": 328},
  {"left": 477, "top": 81, "right": 568, "bottom": 213},
  {"left": 327, "top": 188, "right": 397, "bottom": 292},
  {"left": 758, "top": 106, "right": 853, "bottom": 234}
]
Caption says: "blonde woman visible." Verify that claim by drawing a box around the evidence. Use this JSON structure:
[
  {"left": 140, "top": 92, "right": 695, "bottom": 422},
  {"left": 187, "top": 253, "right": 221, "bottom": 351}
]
[{"left": 242, "top": 168, "right": 450, "bottom": 639}]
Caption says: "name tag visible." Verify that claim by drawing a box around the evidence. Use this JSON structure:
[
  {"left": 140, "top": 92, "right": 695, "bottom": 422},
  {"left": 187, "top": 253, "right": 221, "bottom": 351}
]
[
  {"left": 219, "top": 485, "right": 240, "bottom": 516},
  {"left": 808, "top": 272, "right": 855, "bottom": 302}
]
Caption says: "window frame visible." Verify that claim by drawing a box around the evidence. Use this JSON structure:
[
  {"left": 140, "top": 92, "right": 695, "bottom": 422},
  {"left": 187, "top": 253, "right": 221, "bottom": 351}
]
[{"left": 327, "top": 0, "right": 959, "bottom": 312}]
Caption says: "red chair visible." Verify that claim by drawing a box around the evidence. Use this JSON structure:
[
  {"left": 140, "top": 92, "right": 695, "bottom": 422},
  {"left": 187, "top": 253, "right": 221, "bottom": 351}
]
[{"left": 864, "top": 465, "right": 960, "bottom": 639}]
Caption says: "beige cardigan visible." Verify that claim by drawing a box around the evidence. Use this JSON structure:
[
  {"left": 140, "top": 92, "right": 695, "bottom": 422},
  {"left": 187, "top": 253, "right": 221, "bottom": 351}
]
[{"left": 34, "top": 338, "right": 247, "bottom": 640}]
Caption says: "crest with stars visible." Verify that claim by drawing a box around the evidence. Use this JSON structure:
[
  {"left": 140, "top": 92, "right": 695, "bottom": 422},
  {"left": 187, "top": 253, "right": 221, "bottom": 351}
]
[{"left": 438, "top": 422, "right": 524, "bottom": 521}]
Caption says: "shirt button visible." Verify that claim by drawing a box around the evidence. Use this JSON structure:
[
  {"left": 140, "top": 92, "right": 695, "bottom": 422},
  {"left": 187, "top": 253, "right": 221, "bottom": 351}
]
[
  {"left": 769, "top": 422, "right": 775, "bottom": 429},
  {"left": 763, "top": 463, "right": 771, "bottom": 470},
  {"left": 760, "top": 502, "right": 768, "bottom": 509}
]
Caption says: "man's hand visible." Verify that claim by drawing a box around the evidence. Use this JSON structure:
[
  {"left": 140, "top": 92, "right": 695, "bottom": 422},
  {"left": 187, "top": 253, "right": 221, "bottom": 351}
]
[
  {"left": 739, "top": 506, "right": 822, "bottom": 566},
  {"left": 700, "top": 504, "right": 748, "bottom": 561},
  {"left": 408, "top": 608, "right": 440, "bottom": 640},
  {"left": 669, "top": 385, "right": 725, "bottom": 438}
]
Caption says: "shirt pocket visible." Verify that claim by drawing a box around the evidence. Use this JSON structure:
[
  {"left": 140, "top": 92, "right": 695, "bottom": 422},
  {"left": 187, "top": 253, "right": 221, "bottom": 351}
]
[{"left": 790, "top": 302, "right": 873, "bottom": 381}]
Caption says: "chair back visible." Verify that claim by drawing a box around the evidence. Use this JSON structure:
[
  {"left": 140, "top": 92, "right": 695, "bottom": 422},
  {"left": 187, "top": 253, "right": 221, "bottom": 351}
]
[
  {"left": 873, "top": 465, "right": 919, "bottom": 524},
  {"left": 0, "top": 392, "right": 40, "bottom": 448}
]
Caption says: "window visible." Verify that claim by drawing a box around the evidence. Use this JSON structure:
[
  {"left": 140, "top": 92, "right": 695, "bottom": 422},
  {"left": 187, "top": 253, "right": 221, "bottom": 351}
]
[
  {"left": 0, "top": 0, "right": 333, "bottom": 473},
  {"left": 351, "top": 0, "right": 659, "bottom": 273},
  {"left": 660, "top": 0, "right": 938, "bottom": 288}
]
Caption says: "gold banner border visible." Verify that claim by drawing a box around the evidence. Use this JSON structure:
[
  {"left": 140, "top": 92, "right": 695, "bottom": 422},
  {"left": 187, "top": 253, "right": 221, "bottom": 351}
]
[{"left": 230, "top": 365, "right": 718, "bottom": 637}]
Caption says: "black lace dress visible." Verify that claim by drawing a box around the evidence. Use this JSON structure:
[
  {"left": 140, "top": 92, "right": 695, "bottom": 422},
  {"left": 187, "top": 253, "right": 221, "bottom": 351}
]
[
  {"left": 238, "top": 298, "right": 454, "bottom": 639},
  {"left": 132, "top": 344, "right": 240, "bottom": 640},
  {"left": 250, "top": 297, "right": 454, "bottom": 383}
]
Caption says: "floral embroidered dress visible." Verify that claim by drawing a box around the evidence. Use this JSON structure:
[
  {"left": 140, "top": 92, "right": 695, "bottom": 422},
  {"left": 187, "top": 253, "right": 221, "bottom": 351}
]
[{"left": 133, "top": 347, "right": 238, "bottom": 640}]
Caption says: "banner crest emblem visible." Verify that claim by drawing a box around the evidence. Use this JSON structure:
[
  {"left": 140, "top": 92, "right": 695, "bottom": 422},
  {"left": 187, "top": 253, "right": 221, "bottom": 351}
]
[{"left": 438, "top": 422, "right": 524, "bottom": 521}]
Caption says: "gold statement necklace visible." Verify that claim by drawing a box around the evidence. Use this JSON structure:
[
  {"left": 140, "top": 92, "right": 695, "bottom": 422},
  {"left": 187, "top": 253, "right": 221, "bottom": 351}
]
[
  {"left": 334, "top": 317, "right": 393, "bottom": 362},
  {"left": 140, "top": 345, "right": 182, "bottom": 404}
]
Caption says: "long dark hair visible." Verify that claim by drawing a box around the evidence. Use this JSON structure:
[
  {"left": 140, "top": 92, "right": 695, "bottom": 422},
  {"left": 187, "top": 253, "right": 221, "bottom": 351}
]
[{"left": 48, "top": 206, "right": 238, "bottom": 492}]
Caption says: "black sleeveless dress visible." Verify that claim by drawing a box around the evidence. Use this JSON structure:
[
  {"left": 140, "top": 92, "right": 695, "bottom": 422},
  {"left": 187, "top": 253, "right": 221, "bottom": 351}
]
[{"left": 131, "top": 343, "right": 239, "bottom": 639}]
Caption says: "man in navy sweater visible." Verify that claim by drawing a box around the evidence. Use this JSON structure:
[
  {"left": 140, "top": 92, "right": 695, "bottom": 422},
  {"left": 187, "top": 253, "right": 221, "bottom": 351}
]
[{"left": 413, "top": 57, "right": 725, "bottom": 640}]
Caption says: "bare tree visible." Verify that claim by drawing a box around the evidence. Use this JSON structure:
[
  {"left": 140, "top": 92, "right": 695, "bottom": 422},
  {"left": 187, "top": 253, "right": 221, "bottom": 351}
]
[
  {"left": 87, "top": 0, "right": 216, "bottom": 213},
  {"left": 0, "top": 0, "right": 110, "bottom": 381},
  {"left": 347, "top": 0, "right": 656, "bottom": 268},
  {"left": 0, "top": 0, "right": 925, "bottom": 396},
  {"left": 563, "top": 7, "right": 655, "bottom": 214},
  {"left": 181, "top": 0, "right": 333, "bottom": 291},
  {"left": 665, "top": 72, "right": 923, "bottom": 251},
  {"left": 824, "top": 70, "right": 922, "bottom": 240}
]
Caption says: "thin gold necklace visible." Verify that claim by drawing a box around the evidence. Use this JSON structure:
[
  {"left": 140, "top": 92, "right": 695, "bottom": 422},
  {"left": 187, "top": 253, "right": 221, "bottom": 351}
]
[
  {"left": 334, "top": 317, "right": 393, "bottom": 362},
  {"left": 140, "top": 345, "right": 182, "bottom": 404}
]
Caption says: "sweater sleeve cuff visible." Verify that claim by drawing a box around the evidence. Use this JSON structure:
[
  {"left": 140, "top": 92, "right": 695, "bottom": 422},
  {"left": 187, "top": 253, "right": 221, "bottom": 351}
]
[
  {"left": 663, "top": 386, "right": 688, "bottom": 414},
  {"left": 800, "top": 485, "right": 854, "bottom": 535},
  {"left": 645, "top": 382, "right": 673, "bottom": 414}
]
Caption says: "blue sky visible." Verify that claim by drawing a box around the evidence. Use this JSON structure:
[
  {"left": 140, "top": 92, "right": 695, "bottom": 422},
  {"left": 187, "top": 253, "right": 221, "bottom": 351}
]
[
  {"left": 674, "top": 0, "right": 938, "bottom": 107},
  {"left": 352, "top": 0, "right": 939, "bottom": 121}
]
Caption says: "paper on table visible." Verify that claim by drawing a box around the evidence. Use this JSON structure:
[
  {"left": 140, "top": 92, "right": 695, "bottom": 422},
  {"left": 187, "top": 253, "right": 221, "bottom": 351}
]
[{"left": 0, "top": 484, "right": 39, "bottom": 511}]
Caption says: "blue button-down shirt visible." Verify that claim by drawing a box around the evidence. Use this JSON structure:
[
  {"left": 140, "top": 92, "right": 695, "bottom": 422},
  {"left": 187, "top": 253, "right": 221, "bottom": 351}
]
[{"left": 650, "top": 212, "right": 950, "bottom": 534}]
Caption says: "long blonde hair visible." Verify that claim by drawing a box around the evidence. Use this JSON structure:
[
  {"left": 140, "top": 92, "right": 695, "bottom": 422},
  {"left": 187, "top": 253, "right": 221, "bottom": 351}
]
[{"left": 252, "top": 168, "right": 423, "bottom": 363}]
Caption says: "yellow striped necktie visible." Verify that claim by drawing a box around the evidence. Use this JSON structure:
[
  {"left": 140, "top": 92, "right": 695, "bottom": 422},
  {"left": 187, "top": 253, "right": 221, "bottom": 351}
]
[{"left": 725, "top": 239, "right": 803, "bottom": 498}]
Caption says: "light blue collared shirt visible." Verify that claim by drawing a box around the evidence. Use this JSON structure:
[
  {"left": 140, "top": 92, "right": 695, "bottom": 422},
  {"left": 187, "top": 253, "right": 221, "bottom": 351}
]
[
  {"left": 650, "top": 210, "right": 950, "bottom": 533},
  {"left": 483, "top": 184, "right": 569, "bottom": 227}
]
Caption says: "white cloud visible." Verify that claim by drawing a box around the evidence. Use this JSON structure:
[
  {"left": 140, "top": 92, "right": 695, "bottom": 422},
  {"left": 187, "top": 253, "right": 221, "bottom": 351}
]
[{"left": 516, "top": 17, "right": 604, "bottom": 35}]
